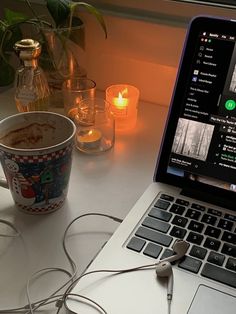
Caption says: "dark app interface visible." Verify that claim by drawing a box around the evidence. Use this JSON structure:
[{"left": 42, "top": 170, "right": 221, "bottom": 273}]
[{"left": 168, "top": 31, "right": 236, "bottom": 191}]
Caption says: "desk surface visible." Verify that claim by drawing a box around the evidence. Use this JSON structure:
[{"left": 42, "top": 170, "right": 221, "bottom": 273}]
[{"left": 0, "top": 89, "right": 168, "bottom": 313}]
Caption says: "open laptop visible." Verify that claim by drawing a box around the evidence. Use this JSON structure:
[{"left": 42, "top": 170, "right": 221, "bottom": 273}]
[{"left": 66, "top": 16, "right": 236, "bottom": 314}]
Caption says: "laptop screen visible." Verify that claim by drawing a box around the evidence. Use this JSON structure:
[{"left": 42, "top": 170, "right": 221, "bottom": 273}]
[{"left": 155, "top": 16, "right": 236, "bottom": 208}]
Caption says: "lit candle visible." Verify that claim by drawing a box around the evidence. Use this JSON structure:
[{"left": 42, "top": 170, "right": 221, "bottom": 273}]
[
  {"left": 106, "top": 84, "right": 140, "bottom": 131},
  {"left": 77, "top": 129, "right": 102, "bottom": 150},
  {"left": 113, "top": 91, "right": 128, "bottom": 111}
]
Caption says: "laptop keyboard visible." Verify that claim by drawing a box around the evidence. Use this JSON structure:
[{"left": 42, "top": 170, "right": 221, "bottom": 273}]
[{"left": 126, "top": 192, "right": 236, "bottom": 289}]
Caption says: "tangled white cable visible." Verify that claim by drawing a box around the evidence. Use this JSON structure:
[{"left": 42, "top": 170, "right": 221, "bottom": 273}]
[
  {"left": 0, "top": 213, "right": 123, "bottom": 314},
  {"left": 0, "top": 214, "right": 188, "bottom": 314}
]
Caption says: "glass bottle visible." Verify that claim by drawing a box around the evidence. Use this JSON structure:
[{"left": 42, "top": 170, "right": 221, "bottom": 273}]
[{"left": 14, "top": 39, "right": 50, "bottom": 112}]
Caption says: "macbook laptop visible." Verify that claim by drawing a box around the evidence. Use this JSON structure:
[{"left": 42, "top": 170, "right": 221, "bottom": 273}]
[{"left": 66, "top": 15, "right": 236, "bottom": 314}]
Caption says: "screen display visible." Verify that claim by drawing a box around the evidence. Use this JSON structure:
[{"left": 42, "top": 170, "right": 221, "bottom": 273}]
[{"left": 165, "top": 19, "right": 236, "bottom": 193}]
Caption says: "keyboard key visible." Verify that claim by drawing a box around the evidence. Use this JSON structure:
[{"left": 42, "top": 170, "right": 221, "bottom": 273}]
[
  {"left": 203, "top": 237, "right": 221, "bottom": 251},
  {"left": 178, "top": 256, "right": 202, "bottom": 273},
  {"left": 170, "top": 226, "right": 187, "bottom": 239},
  {"left": 201, "top": 263, "right": 236, "bottom": 288},
  {"left": 189, "top": 245, "right": 207, "bottom": 260},
  {"left": 142, "top": 217, "right": 170, "bottom": 233},
  {"left": 176, "top": 198, "right": 189, "bottom": 206},
  {"left": 207, "top": 208, "right": 222, "bottom": 217},
  {"left": 143, "top": 243, "right": 162, "bottom": 259},
  {"left": 188, "top": 220, "right": 204, "bottom": 233},
  {"left": 127, "top": 237, "right": 146, "bottom": 252},
  {"left": 149, "top": 208, "right": 172, "bottom": 222},
  {"left": 224, "top": 213, "right": 236, "bottom": 222},
  {"left": 185, "top": 208, "right": 201, "bottom": 221},
  {"left": 160, "top": 194, "right": 174, "bottom": 202},
  {"left": 201, "top": 214, "right": 217, "bottom": 226},
  {"left": 204, "top": 226, "right": 221, "bottom": 239},
  {"left": 191, "top": 203, "right": 205, "bottom": 211},
  {"left": 221, "top": 231, "right": 236, "bottom": 245},
  {"left": 170, "top": 204, "right": 185, "bottom": 215},
  {"left": 207, "top": 251, "right": 225, "bottom": 266},
  {"left": 171, "top": 215, "right": 188, "bottom": 228},
  {"left": 186, "top": 232, "right": 204, "bottom": 245},
  {"left": 225, "top": 257, "right": 236, "bottom": 271},
  {"left": 160, "top": 249, "right": 175, "bottom": 261},
  {"left": 154, "top": 199, "right": 170, "bottom": 210},
  {"left": 218, "top": 219, "right": 233, "bottom": 231},
  {"left": 135, "top": 227, "right": 173, "bottom": 247},
  {"left": 221, "top": 243, "right": 236, "bottom": 257}
]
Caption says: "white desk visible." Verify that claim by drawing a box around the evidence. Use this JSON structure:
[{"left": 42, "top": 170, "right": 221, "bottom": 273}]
[{"left": 0, "top": 89, "right": 168, "bottom": 313}]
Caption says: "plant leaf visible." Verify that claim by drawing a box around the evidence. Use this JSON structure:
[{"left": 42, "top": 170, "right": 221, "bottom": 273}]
[
  {"left": 71, "top": 2, "right": 107, "bottom": 38},
  {"left": 46, "top": 0, "right": 71, "bottom": 27},
  {"left": 67, "top": 16, "right": 85, "bottom": 48},
  {"left": 4, "top": 8, "right": 28, "bottom": 25}
]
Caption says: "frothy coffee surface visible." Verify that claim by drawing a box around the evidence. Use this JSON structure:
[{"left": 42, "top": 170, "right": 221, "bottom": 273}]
[{"left": 0, "top": 123, "right": 56, "bottom": 149}]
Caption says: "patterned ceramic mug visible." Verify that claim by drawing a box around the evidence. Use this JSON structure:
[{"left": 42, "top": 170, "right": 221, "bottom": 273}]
[{"left": 0, "top": 111, "right": 76, "bottom": 214}]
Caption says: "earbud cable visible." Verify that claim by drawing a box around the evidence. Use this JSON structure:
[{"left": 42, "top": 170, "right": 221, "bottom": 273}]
[
  {"left": 16, "top": 213, "right": 122, "bottom": 314},
  {"left": 168, "top": 299, "right": 171, "bottom": 314},
  {"left": 0, "top": 213, "right": 186, "bottom": 314}
]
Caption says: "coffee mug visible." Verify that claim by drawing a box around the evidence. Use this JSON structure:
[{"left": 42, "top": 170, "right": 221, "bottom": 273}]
[{"left": 0, "top": 111, "right": 76, "bottom": 214}]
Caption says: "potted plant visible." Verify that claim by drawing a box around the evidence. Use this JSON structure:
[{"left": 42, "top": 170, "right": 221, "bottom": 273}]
[{"left": 0, "top": 0, "right": 107, "bottom": 87}]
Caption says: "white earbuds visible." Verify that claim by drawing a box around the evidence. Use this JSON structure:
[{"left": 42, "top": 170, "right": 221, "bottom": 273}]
[
  {"left": 155, "top": 240, "right": 189, "bottom": 310},
  {"left": 162, "top": 239, "right": 189, "bottom": 264},
  {"left": 156, "top": 261, "right": 173, "bottom": 301}
]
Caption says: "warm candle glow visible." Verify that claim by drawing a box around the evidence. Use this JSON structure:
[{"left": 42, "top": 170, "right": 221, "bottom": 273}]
[
  {"left": 114, "top": 91, "right": 128, "bottom": 110},
  {"left": 106, "top": 84, "right": 140, "bottom": 131},
  {"left": 78, "top": 129, "right": 102, "bottom": 144}
]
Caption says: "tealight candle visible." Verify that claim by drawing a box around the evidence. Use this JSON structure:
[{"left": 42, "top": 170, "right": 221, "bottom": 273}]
[
  {"left": 76, "top": 129, "right": 102, "bottom": 150},
  {"left": 106, "top": 84, "right": 140, "bottom": 131},
  {"left": 74, "top": 98, "right": 115, "bottom": 154},
  {"left": 113, "top": 91, "right": 129, "bottom": 110}
]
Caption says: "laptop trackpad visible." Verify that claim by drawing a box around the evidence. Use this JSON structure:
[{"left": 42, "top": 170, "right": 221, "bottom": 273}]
[{"left": 188, "top": 285, "right": 236, "bottom": 314}]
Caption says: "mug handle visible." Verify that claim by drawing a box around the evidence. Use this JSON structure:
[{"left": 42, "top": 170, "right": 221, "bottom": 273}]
[{"left": 0, "top": 176, "right": 9, "bottom": 189}]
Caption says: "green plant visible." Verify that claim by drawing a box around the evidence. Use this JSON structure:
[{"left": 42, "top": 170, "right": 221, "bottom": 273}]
[{"left": 0, "top": 0, "right": 107, "bottom": 86}]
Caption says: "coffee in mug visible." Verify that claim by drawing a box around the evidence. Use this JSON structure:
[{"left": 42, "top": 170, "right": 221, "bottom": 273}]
[{"left": 0, "top": 111, "right": 76, "bottom": 214}]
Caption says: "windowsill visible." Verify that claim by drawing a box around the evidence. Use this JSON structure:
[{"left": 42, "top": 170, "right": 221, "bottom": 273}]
[
  {"left": 87, "top": 0, "right": 236, "bottom": 27},
  {"left": 19, "top": 0, "right": 236, "bottom": 27}
]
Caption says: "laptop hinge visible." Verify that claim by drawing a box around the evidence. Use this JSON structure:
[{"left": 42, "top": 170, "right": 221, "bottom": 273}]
[{"left": 180, "top": 188, "right": 235, "bottom": 211}]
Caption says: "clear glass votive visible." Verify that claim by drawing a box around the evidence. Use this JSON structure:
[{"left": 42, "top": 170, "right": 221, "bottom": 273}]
[
  {"left": 62, "top": 78, "right": 96, "bottom": 120},
  {"left": 74, "top": 98, "right": 115, "bottom": 154},
  {"left": 106, "top": 84, "right": 140, "bottom": 131}
]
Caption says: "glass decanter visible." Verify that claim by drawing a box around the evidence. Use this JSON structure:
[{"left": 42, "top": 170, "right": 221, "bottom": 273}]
[{"left": 14, "top": 39, "right": 50, "bottom": 112}]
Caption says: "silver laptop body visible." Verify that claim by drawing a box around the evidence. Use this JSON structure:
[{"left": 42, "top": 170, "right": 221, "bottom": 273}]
[{"left": 66, "top": 16, "right": 236, "bottom": 314}]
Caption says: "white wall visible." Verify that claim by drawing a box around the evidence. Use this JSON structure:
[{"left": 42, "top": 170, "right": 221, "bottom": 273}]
[{"left": 83, "top": 13, "right": 187, "bottom": 106}]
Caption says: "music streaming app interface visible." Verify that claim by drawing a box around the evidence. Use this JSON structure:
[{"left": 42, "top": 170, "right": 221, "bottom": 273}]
[{"left": 168, "top": 31, "right": 236, "bottom": 191}]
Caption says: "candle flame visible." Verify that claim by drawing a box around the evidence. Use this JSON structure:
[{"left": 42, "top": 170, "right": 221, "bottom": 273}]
[
  {"left": 116, "top": 91, "right": 128, "bottom": 108},
  {"left": 117, "top": 88, "right": 128, "bottom": 102},
  {"left": 118, "top": 92, "right": 123, "bottom": 102}
]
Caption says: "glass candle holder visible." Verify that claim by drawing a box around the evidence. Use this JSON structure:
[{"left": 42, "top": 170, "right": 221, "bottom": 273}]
[
  {"left": 74, "top": 98, "right": 115, "bottom": 154},
  {"left": 62, "top": 78, "right": 96, "bottom": 120},
  {"left": 106, "top": 84, "right": 140, "bottom": 131}
]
